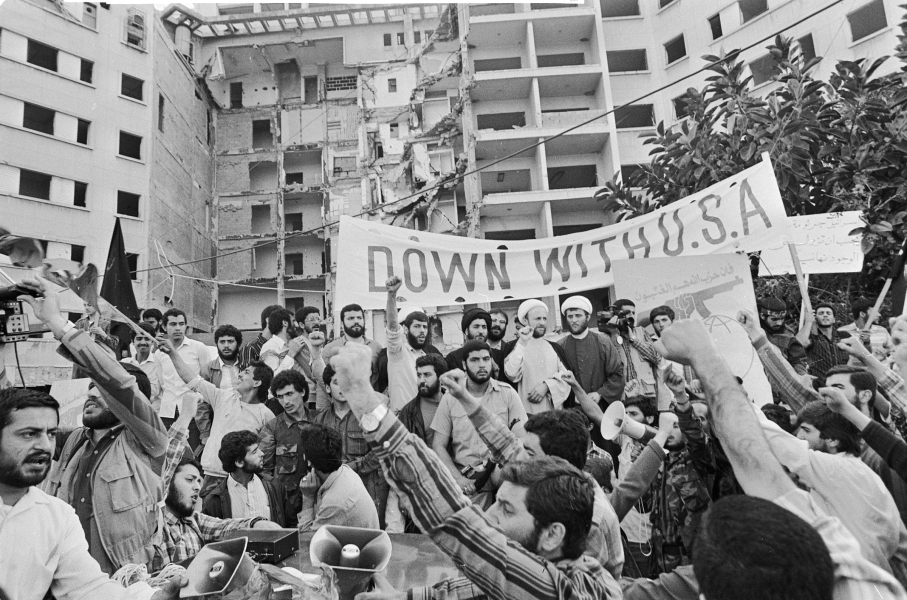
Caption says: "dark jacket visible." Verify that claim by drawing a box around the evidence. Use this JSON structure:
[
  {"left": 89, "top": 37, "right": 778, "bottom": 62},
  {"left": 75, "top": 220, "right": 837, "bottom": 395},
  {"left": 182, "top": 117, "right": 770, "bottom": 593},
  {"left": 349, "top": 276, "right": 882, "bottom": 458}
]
[
  {"left": 202, "top": 473, "right": 289, "bottom": 527},
  {"left": 398, "top": 395, "right": 430, "bottom": 443}
]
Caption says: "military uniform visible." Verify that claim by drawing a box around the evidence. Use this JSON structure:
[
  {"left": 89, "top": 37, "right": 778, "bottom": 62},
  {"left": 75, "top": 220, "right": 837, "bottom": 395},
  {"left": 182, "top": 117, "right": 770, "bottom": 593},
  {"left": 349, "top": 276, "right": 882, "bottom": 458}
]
[
  {"left": 650, "top": 449, "right": 712, "bottom": 574},
  {"left": 259, "top": 411, "right": 315, "bottom": 527}
]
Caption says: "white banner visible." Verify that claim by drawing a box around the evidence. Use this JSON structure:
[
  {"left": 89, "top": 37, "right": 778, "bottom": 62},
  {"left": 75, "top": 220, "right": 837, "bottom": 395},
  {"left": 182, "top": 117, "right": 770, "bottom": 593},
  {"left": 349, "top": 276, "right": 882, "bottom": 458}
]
[
  {"left": 337, "top": 157, "right": 789, "bottom": 310},
  {"left": 757, "top": 211, "right": 864, "bottom": 275}
]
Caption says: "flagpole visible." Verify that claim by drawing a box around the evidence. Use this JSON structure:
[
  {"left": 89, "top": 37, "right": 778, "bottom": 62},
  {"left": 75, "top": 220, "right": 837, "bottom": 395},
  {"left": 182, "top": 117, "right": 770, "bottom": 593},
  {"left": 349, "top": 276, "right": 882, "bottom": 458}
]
[{"left": 865, "top": 237, "right": 907, "bottom": 328}]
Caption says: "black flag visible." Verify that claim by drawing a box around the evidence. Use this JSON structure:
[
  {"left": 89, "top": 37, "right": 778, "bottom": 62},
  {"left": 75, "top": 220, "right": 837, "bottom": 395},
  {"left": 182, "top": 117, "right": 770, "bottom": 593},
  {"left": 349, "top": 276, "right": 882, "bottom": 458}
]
[{"left": 100, "top": 218, "right": 140, "bottom": 357}]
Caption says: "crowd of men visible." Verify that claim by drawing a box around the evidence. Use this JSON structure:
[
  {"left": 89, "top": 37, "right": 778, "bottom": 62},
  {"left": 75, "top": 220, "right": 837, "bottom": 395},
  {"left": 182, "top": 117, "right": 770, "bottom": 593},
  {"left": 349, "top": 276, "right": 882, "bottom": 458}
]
[{"left": 4, "top": 271, "right": 907, "bottom": 600}]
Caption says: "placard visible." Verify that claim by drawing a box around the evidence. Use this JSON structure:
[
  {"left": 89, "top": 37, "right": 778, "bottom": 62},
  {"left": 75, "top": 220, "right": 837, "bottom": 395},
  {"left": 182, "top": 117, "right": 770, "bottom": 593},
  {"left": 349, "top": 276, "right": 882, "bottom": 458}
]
[
  {"left": 613, "top": 253, "right": 773, "bottom": 405},
  {"left": 757, "top": 211, "right": 863, "bottom": 275}
]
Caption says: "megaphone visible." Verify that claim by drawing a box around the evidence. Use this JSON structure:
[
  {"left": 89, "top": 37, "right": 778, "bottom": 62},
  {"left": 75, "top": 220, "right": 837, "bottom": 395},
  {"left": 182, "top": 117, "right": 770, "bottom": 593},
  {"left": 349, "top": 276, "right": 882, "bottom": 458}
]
[
  {"left": 310, "top": 525, "right": 392, "bottom": 600},
  {"left": 601, "top": 401, "right": 658, "bottom": 442}
]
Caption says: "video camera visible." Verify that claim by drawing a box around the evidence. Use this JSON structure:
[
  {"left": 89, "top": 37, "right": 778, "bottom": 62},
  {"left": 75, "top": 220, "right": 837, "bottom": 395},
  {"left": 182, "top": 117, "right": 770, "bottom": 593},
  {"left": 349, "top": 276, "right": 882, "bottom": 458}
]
[
  {"left": 0, "top": 285, "right": 39, "bottom": 343},
  {"left": 613, "top": 306, "right": 635, "bottom": 332}
]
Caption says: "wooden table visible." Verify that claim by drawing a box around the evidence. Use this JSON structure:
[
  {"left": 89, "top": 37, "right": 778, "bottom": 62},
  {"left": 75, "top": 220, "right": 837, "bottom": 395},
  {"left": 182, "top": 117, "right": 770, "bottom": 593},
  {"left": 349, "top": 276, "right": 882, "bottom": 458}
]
[{"left": 279, "top": 532, "right": 462, "bottom": 592}]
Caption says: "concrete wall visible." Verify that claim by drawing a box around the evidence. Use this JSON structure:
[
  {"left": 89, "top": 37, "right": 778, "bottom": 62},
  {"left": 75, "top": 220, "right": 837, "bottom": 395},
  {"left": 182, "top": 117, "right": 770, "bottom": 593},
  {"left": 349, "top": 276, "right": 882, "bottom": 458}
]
[{"left": 149, "top": 18, "right": 216, "bottom": 330}]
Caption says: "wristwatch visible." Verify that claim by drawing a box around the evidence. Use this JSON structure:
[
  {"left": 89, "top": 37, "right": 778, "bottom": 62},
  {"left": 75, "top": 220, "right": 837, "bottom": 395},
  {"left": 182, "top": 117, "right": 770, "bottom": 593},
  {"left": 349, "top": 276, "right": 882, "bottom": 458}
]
[{"left": 360, "top": 403, "right": 388, "bottom": 433}]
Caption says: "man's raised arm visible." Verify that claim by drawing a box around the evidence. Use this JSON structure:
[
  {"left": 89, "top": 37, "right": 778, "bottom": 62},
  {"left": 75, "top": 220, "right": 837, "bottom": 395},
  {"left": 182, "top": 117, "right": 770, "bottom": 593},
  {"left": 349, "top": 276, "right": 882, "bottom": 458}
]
[
  {"left": 158, "top": 339, "right": 220, "bottom": 408},
  {"left": 653, "top": 316, "right": 796, "bottom": 501},
  {"left": 19, "top": 279, "right": 167, "bottom": 458},
  {"left": 738, "top": 308, "right": 819, "bottom": 413},
  {"left": 330, "top": 345, "right": 614, "bottom": 600}
]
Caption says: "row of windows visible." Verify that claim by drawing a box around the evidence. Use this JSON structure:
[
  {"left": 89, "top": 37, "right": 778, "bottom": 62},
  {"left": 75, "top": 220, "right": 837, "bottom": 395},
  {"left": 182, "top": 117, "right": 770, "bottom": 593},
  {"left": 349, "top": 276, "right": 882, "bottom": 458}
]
[
  {"left": 383, "top": 30, "right": 433, "bottom": 47},
  {"left": 18, "top": 103, "right": 143, "bottom": 158},
  {"left": 602, "top": 0, "right": 888, "bottom": 66},
  {"left": 15, "top": 167, "right": 142, "bottom": 217}
]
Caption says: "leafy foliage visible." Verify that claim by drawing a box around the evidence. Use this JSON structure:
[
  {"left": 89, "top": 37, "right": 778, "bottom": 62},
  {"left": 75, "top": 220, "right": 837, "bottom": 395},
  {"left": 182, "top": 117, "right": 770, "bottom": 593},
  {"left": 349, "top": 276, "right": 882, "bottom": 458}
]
[{"left": 596, "top": 25, "right": 907, "bottom": 296}]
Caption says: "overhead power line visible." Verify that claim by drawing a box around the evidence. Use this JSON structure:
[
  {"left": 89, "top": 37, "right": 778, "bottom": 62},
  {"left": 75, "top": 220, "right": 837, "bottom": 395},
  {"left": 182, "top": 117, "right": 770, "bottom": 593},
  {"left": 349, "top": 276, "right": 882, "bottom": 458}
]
[{"left": 133, "top": 0, "right": 846, "bottom": 277}]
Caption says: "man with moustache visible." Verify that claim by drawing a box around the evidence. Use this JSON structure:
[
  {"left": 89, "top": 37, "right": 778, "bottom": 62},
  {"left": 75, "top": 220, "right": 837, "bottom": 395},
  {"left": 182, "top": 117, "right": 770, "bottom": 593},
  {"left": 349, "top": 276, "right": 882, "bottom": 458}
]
[
  {"left": 202, "top": 430, "right": 289, "bottom": 526},
  {"left": 18, "top": 279, "right": 169, "bottom": 576},
  {"left": 259, "top": 370, "right": 315, "bottom": 527},
  {"left": 0, "top": 389, "right": 186, "bottom": 600},
  {"left": 432, "top": 340, "right": 526, "bottom": 507},
  {"left": 156, "top": 455, "right": 281, "bottom": 568},
  {"left": 445, "top": 308, "right": 505, "bottom": 375},
  {"left": 321, "top": 303, "right": 382, "bottom": 391},
  {"left": 201, "top": 325, "right": 243, "bottom": 392},
  {"left": 260, "top": 308, "right": 326, "bottom": 412},
  {"left": 488, "top": 309, "right": 509, "bottom": 350},
  {"left": 386, "top": 353, "right": 451, "bottom": 532},
  {"left": 384, "top": 276, "right": 434, "bottom": 412},
  {"left": 293, "top": 306, "right": 328, "bottom": 407},
  {"left": 798, "top": 303, "right": 852, "bottom": 377},
  {"left": 504, "top": 300, "right": 573, "bottom": 414},
  {"left": 197, "top": 324, "right": 244, "bottom": 449},
  {"left": 154, "top": 308, "right": 211, "bottom": 449},
  {"left": 557, "top": 296, "right": 624, "bottom": 413},
  {"left": 122, "top": 322, "right": 163, "bottom": 411}
]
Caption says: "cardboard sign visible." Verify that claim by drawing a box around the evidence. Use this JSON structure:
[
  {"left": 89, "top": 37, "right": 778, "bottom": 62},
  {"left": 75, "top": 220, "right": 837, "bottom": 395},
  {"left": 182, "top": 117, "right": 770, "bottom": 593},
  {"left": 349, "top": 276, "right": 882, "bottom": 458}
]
[
  {"left": 337, "top": 157, "right": 788, "bottom": 309},
  {"left": 613, "top": 253, "right": 773, "bottom": 405},
  {"left": 757, "top": 211, "right": 863, "bottom": 275}
]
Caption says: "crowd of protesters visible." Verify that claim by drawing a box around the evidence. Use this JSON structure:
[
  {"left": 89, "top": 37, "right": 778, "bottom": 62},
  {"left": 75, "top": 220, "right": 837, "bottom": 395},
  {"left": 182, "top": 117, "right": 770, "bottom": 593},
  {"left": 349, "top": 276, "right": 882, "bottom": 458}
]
[{"left": 4, "top": 272, "right": 907, "bottom": 600}]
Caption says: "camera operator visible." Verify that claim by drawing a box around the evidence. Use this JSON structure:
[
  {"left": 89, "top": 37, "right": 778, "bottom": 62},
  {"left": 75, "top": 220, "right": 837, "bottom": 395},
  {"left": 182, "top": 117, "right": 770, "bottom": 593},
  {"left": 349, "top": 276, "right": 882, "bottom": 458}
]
[{"left": 600, "top": 299, "right": 669, "bottom": 404}]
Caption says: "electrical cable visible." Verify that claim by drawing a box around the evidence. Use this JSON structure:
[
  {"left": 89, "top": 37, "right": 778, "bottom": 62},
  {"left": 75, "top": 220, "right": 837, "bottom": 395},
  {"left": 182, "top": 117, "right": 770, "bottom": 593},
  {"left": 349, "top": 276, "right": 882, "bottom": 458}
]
[
  {"left": 131, "top": 0, "right": 846, "bottom": 277},
  {"left": 13, "top": 341, "right": 26, "bottom": 388}
]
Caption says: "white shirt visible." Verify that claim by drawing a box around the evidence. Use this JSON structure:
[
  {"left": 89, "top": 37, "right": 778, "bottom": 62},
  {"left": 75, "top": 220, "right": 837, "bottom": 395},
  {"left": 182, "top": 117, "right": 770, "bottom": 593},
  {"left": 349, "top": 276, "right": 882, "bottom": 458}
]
[
  {"left": 120, "top": 354, "right": 162, "bottom": 408},
  {"left": 154, "top": 337, "right": 212, "bottom": 418},
  {"left": 0, "top": 487, "right": 155, "bottom": 600},
  {"left": 190, "top": 377, "right": 275, "bottom": 477},
  {"left": 759, "top": 409, "right": 907, "bottom": 578},
  {"left": 259, "top": 335, "right": 297, "bottom": 378},
  {"left": 216, "top": 357, "right": 240, "bottom": 391},
  {"left": 386, "top": 327, "right": 425, "bottom": 413},
  {"left": 226, "top": 474, "right": 271, "bottom": 520}
]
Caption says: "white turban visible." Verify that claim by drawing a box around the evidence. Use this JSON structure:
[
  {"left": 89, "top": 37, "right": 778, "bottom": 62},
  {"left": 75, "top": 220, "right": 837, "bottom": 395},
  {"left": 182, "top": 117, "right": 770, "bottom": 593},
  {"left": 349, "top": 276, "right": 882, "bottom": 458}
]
[
  {"left": 561, "top": 296, "right": 592, "bottom": 315},
  {"left": 518, "top": 299, "right": 548, "bottom": 322},
  {"left": 398, "top": 305, "right": 425, "bottom": 322}
]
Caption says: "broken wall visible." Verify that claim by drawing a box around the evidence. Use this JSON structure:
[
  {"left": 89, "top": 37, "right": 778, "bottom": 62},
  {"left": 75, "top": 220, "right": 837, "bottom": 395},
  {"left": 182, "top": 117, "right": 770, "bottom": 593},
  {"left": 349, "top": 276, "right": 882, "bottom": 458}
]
[{"left": 149, "top": 19, "right": 216, "bottom": 330}]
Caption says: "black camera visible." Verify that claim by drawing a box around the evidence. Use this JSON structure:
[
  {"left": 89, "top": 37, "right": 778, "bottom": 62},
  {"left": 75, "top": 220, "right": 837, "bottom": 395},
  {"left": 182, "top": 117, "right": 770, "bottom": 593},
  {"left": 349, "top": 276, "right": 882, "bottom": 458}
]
[{"left": 614, "top": 308, "right": 635, "bottom": 331}]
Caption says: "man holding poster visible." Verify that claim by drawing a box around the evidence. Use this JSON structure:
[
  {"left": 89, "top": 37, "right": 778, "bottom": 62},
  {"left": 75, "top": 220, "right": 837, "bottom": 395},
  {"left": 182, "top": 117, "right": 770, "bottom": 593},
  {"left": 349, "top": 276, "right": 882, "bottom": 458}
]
[{"left": 612, "top": 253, "right": 773, "bottom": 405}]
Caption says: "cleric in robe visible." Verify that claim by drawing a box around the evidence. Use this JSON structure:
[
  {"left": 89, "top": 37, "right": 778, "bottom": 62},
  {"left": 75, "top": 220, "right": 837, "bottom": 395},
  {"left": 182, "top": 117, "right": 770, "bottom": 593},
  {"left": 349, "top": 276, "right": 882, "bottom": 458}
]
[{"left": 503, "top": 299, "right": 573, "bottom": 414}]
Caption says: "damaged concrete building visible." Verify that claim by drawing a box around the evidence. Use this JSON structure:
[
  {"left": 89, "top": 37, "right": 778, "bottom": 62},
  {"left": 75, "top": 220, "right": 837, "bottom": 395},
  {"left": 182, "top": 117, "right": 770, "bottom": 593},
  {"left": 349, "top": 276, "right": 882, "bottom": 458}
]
[{"left": 156, "top": 1, "right": 617, "bottom": 343}]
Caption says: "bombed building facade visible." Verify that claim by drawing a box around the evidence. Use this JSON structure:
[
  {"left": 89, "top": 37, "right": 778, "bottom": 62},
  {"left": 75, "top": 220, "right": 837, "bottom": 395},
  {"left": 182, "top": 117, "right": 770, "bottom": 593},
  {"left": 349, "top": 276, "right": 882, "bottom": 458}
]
[{"left": 158, "top": 0, "right": 618, "bottom": 344}]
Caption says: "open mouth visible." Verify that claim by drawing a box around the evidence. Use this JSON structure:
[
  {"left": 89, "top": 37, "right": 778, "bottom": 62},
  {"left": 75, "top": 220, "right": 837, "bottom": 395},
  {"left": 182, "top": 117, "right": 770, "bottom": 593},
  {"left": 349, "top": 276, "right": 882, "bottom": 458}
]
[{"left": 25, "top": 455, "right": 50, "bottom": 466}]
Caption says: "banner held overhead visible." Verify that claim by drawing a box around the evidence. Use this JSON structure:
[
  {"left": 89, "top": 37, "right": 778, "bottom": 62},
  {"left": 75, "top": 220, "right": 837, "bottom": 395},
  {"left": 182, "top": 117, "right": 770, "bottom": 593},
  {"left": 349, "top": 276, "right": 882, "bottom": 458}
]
[{"left": 337, "top": 155, "right": 788, "bottom": 310}]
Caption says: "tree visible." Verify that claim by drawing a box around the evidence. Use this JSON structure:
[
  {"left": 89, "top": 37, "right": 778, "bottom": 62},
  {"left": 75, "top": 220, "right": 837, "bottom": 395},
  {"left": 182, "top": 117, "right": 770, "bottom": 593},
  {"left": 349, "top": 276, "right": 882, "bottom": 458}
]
[{"left": 596, "top": 25, "right": 907, "bottom": 301}]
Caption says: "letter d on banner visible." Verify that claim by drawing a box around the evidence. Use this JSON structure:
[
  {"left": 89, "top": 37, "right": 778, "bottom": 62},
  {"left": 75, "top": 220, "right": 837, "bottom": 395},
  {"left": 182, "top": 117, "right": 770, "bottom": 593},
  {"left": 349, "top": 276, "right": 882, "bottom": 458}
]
[{"left": 368, "top": 246, "right": 394, "bottom": 292}]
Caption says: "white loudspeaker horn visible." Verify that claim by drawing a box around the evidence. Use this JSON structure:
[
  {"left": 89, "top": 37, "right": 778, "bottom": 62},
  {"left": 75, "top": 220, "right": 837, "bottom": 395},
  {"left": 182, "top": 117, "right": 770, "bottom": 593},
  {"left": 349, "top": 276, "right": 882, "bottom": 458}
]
[
  {"left": 601, "top": 401, "right": 658, "bottom": 442},
  {"left": 310, "top": 525, "right": 392, "bottom": 600}
]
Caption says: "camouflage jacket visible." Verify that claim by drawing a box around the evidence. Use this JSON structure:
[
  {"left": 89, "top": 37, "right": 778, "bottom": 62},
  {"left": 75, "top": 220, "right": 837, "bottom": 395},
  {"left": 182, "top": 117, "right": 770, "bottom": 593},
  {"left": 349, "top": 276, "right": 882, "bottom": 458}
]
[{"left": 650, "top": 448, "right": 711, "bottom": 559}]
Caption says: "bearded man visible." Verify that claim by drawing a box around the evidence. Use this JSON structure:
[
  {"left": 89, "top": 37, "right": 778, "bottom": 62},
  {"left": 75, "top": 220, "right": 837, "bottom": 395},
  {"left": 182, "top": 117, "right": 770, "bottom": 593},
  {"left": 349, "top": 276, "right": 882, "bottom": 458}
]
[{"left": 504, "top": 299, "right": 573, "bottom": 414}]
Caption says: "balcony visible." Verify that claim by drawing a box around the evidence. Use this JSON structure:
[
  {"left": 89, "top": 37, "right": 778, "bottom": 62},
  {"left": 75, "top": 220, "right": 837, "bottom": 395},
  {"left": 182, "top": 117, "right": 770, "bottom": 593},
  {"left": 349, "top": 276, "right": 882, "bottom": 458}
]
[
  {"left": 480, "top": 186, "right": 604, "bottom": 217},
  {"left": 473, "top": 64, "right": 602, "bottom": 100},
  {"left": 475, "top": 109, "right": 609, "bottom": 157}
]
